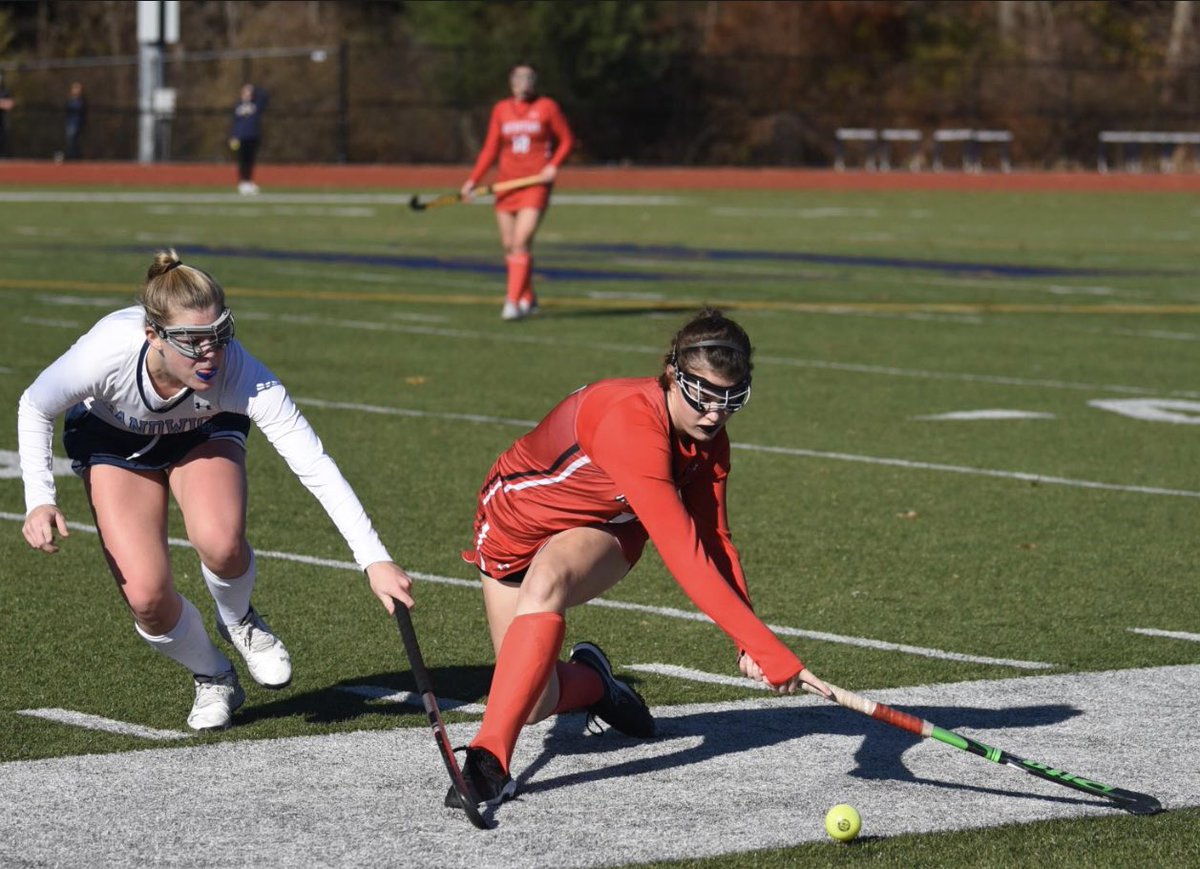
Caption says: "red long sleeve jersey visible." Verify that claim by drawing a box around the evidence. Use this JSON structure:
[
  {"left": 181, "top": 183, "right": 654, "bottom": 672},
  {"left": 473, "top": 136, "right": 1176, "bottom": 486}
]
[
  {"left": 475, "top": 378, "right": 804, "bottom": 686},
  {"left": 468, "top": 96, "right": 574, "bottom": 185}
]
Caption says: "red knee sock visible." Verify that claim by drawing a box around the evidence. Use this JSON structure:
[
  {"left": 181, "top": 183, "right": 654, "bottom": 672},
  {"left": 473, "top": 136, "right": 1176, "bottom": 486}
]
[
  {"left": 505, "top": 253, "right": 531, "bottom": 306},
  {"left": 471, "top": 612, "right": 565, "bottom": 772},
  {"left": 550, "top": 661, "right": 604, "bottom": 714},
  {"left": 518, "top": 256, "right": 536, "bottom": 307}
]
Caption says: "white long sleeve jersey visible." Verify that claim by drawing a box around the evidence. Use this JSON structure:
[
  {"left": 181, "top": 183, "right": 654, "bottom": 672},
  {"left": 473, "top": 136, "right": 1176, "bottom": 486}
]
[{"left": 17, "top": 306, "right": 391, "bottom": 569}]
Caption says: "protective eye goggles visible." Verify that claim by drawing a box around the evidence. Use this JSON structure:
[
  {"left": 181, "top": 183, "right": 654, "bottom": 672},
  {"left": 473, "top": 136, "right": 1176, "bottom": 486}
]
[
  {"left": 670, "top": 337, "right": 752, "bottom": 414},
  {"left": 674, "top": 367, "right": 752, "bottom": 414},
  {"left": 154, "top": 308, "right": 235, "bottom": 360}
]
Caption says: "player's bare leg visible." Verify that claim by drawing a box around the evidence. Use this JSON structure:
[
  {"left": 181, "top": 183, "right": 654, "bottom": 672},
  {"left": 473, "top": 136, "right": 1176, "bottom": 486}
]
[
  {"left": 169, "top": 439, "right": 249, "bottom": 576},
  {"left": 171, "top": 439, "right": 291, "bottom": 688},
  {"left": 85, "top": 464, "right": 241, "bottom": 728},
  {"left": 495, "top": 207, "right": 546, "bottom": 319},
  {"left": 85, "top": 465, "right": 178, "bottom": 634},
  {"left": 481, "top": 525, "right": 630, "bottom": 720}
]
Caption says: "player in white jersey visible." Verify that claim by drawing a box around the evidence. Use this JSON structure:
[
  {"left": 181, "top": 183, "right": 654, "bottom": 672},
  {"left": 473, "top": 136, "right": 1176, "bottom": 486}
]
[{"left": 17, "top": 250, "right": 414, "bottom": 730}]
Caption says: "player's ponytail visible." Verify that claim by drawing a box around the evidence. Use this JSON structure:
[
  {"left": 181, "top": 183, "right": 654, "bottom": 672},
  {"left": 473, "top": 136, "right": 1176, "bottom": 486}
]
[{"left": 140, "top": 249, "right": 227, "bottom": 327}]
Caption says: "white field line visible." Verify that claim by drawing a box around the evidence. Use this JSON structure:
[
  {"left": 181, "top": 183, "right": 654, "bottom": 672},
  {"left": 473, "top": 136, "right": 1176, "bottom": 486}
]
[
  {"left": 1128, "top": 627, "right": 1200, "bottom": 643},
  {"left": 298, "top": 397, "right": 537, "bottom": 428},
  {"left": 335, "top": 685, "right": 486, "bottom": 715},
  {"left": 144, "top": 205, "right": 378, "bottom": 218},
  {"left": 0, "top": 191, "right": 682, "bottom": 207},
  {"left": 35, "top": 294, "right": 124, "bottom": 308},
  {"left": 0, "top": 512, "right": 1050, "bottom": 670},
  {"left": 628, "top": 663, "right": 773, "bottom": 690},
  {"left": 754, "top": 353, "right": 1200, "bottom": 398},
  {"left": 731, "top": 442, "right": 1200, "bottom": 499},
  {"left": 19, "top": 316, "right": 80, "bottom": 329},
  {"left": 594, "top": 597, "right": 1052, "bottom": 669},
  {"left": 270, "top": 312, "right": 1200, "bottom": 400},
  {"left": 16, "top": 708, "right": 189, "bottom": 741},
  {"left": 290, "top": 397, "right": 1200, "bottom": 500},
  {"left": 912, "top": 409, "right": 1056, "bottom": 421}
]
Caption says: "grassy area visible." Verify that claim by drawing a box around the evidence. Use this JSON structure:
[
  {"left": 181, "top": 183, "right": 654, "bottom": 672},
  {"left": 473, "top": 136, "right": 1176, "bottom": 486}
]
[{"left": 1, "top": 184, "right": 1197, "bottom": 863}]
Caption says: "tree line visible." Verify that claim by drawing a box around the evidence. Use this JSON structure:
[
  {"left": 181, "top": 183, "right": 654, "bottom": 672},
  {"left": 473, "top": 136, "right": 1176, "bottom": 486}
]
[{"left": 0, "top": 1, "right": 1196, "bottom": 167}]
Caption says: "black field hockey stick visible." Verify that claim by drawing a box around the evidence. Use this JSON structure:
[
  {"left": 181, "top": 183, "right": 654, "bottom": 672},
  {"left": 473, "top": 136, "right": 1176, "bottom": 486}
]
[
  {"left": 408, "top": 173, "right": 546, "bottom": 211},
  {"left": 802, "top": 681, "right": 1163, "bottom": 815},
  {"left": 391, "top": 601, "right": 491, "bottom": 830}
]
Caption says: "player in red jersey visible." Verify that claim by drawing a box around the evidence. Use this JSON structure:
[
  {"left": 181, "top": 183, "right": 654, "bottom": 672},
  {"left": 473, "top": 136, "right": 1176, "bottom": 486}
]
[
  {"left": 461, "top": 64, "right": 574, "bottom": 321},
  {"left": 446, "top": 308, "right": 832, "bottom": 810}
]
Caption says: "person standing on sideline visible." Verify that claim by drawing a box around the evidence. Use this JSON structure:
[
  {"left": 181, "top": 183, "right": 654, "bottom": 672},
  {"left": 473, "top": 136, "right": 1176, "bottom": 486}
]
[
  {"left": 229, "top": 83, "right": 268, "bottom": 194},
  {"left": 64, "top": 81, "right": 87, "bottom": 160},
  {"left": 0, "top": 72, "right": 14, "bottom": 158},
  {"left": 447, "top": 308, "right": 832, "bottom": 810},
  {"left": 461, "top": 64, "right": 574, "bottom": 321},
  {"left": 18, "top": 250, "right": 414, "bottom": 731}
]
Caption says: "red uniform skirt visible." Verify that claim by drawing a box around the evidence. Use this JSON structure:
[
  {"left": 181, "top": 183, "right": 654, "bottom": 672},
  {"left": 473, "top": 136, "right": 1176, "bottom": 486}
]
[
  {"left": 461, "top": 473, "right": 648, "bottom": 583},
  {"left": 494, "top": 182, "right": 551, "bottom": 213}
]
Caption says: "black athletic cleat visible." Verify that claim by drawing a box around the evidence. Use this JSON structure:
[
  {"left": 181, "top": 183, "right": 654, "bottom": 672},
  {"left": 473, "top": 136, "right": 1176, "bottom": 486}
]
[
  {"left": 569, "top": 641, "right": 656, "bottom": 738},
  {"left": 444, "top": 746, "right": 517, "bottom": 810}
]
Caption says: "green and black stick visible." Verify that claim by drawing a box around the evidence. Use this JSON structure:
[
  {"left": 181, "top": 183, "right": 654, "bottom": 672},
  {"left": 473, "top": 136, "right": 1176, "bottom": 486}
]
[{"left": 803, "top": 681, "right": 1163, "bottom": 815}]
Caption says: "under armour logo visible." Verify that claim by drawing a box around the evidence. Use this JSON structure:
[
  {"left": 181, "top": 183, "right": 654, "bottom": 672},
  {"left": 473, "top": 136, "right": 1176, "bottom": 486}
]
[{"left": 194, "top": 398, "right": 212, "bottom": 411}]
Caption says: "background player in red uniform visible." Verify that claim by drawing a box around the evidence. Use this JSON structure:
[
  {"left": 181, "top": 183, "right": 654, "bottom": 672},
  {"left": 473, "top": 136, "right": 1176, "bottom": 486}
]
[
  {"left": 461, "top": 64, "right": 574, "bottom": 321},
  {"left": 449, "top": 308, "right": 832, "bottom": 810}
]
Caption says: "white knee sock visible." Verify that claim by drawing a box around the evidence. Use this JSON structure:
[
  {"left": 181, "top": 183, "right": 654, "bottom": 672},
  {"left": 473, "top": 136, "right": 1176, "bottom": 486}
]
[
  {"left": 202, "top": 547, "right": 256, "bottom": 627},
  {"left": 136, "top": 596, "right": 231, "bottom": 678}
]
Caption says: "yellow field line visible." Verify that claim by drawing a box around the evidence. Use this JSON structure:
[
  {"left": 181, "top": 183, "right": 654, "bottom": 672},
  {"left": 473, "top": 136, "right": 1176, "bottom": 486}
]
[{"left": 3, "top": 277, "right": 1200, "bottom": 315}]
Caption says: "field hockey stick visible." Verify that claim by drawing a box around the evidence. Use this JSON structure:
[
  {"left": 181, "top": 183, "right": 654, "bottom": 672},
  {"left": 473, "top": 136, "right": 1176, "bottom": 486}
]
[
  {"left": 802, "top": 681, "right": 1163, "bottom": 815},
  {"left": 391, "top": 601, "right": 491, "bottom": 830},
  {"left": 408, "top": 173, "right": 547, "bottom": 211}
]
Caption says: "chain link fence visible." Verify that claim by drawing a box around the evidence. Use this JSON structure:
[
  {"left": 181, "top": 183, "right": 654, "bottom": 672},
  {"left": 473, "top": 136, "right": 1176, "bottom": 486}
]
[{"left": 1, "top": 44, "right": 1197, "bottom": 168}]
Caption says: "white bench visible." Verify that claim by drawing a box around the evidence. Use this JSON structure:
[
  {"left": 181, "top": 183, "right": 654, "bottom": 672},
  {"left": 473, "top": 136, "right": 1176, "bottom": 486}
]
[
  {"left": 835, "top": 128, "right": 923, "bottom": 171},
  {"left": 1097, "top": 131, "right": 1200, "bottom": 172},
  {"left": 933, "top": 129, "right": 1012, "bottom": 172},
  {"left": 879, "top": 128, "right": 923, "bottom": 170},
  {"left": 834, "top": 128, "right": 879, "bottom": 171}
]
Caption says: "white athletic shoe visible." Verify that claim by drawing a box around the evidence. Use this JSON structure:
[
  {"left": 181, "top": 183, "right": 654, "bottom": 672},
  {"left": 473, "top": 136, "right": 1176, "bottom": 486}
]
[
  {"left": 517, "top": 297, "right": 539, "bottom": 317},
  {"left": 217, "top": 606, "right": 293, "bottom": 688},
  {"left": 501, "top": 300, "right": 523, "bottom": 321},
  {"left": 187, "top": 669, "right": 245, "bottom": 731}
]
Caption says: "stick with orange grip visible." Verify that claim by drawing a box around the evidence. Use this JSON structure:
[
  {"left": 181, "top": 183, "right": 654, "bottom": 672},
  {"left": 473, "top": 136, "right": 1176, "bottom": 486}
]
[
  {"left": 408, "top": 174, "right": 547, "bottom": 212},
  {"left": 802, "top": 680, "right": 1162, "bottom": 815}
]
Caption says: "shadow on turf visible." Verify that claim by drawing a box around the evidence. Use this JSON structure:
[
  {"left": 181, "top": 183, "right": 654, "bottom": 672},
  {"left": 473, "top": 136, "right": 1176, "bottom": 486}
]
[
  {"left": 229, "top": 666, "right": 657, "bottom": 727},
  {"left": 514, "top": 701, "right": 1110, "bottom": 814},
  {"left": 228, "top": 666, "right": 495, "bottom": 727}
]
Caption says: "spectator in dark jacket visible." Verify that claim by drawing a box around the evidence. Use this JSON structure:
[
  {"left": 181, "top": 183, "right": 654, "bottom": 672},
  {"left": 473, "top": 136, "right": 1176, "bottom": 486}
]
[
  {"left": 65, "top": 82, "right": 88, "bottom": 160},
  {"left": 0, "top": 72, "right": 14, "bottom": 159},
  {"left": 229, "top": 83, "right": 268, "bottom": 194}
]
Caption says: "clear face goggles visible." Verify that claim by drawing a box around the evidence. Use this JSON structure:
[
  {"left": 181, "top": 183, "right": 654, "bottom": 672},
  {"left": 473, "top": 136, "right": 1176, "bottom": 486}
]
[
  {"left": 674, "top": 367, "right": 752, "bottom": 415},
  {"left": 154, "top": 308, "right": 235, "bottom": 360},
  {"left": 671, "top": 339, "right": 752, "bottom": 415}
]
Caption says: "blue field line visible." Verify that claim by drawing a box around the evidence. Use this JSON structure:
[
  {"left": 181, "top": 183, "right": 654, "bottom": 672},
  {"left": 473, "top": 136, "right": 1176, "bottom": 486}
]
[
  {"left": 565, "top": 242, "right": 1153, "bottom": 278},
  {"left": 112, "top": 241, "right": 1158, "bottom": 283},
  {"left": 118, "top": 244, "right": 668, "bottom": 283}
]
